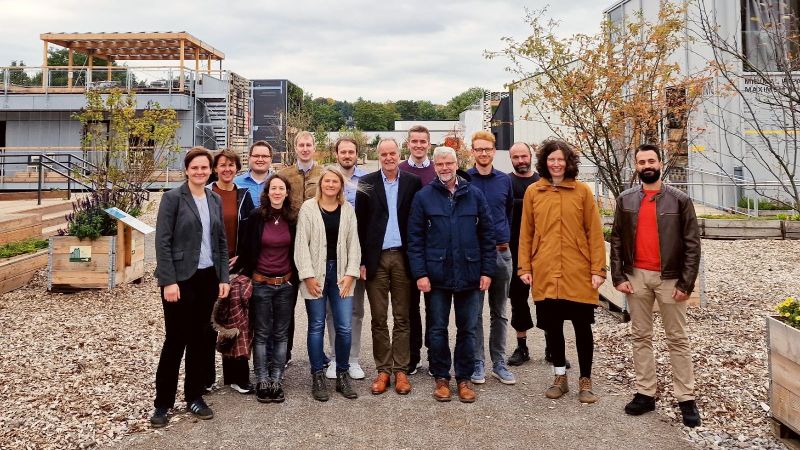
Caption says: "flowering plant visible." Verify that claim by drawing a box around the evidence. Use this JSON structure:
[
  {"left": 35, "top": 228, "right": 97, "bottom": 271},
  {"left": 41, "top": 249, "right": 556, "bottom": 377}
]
[{"left": 776, "top": 297, "right": 800, "bottom": 330}]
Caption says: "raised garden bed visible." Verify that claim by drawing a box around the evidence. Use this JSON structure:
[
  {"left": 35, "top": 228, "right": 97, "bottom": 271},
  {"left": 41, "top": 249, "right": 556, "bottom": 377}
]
[{"left": 766, "top": 315, "right": 800, "bottom": 438}]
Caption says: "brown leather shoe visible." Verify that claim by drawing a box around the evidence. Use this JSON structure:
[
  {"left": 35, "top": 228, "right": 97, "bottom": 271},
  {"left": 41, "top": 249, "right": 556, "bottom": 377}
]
[
  {"left": 457, "top": 380, "right": 476, "bottom": 403},
  {"left": 432, "top": 378, "right": 451, "bottom": 402},
  {"left": 394, "top": 371, "right": 412, "bottom": 395},
  {"left": 371, "top": 372, "right": 390, "bottom": 395}
]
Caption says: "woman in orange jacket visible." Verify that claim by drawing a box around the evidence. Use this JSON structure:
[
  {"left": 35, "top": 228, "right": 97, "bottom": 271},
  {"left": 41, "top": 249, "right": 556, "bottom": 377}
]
[{"left": 517, "top": 139, "right": 606, "bottom": 404}]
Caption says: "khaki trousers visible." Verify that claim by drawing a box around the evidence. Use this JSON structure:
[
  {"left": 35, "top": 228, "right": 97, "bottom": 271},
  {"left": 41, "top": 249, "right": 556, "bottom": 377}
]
[
  {"left": 366, "top": 251, "right": 411, "bottom": 373},
  {"left": 628, "top": 268, "right": 695, "bottom": 401}
]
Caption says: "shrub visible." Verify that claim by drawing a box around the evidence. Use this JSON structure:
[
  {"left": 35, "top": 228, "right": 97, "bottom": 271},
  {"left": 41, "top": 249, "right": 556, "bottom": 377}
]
[
  {"left": 0, "top": 238, "right": 48, "bottom": 259},
  {"left": 776, "top": 297, "right": 800, "bottom": 330},
  {"left": 737, "top": 196, "right": 791, "bottom": 211}
]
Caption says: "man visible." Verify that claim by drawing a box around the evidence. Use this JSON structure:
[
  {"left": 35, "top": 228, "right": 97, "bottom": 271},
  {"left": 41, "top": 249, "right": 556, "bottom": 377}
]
[
  {"left": 399, "top": 125, "right": 437, "bottom": 185},
  {"left": 356, "top": 138, "right": 422, "bottom": 395},
  {"left": 466, "top": 131, "right": 515, "bottom": 385},
  {"left": 325, "top": 137, "right": 368, "bottom": 380},
  {"left": 610, "top": 143, "right": 702, "bottom": 428},
  {"left": 506, "top": 142, "right": 541, "bottom": 366},
  {"left": 398, "top": 125, "right": 435, "bottom": 374},
  {"left": 234, "top": 140, "right": 273, "bottom": 208},
  {"left": 407, "top": 146, "right": 496, "bottom": 403},
  {"left": 278, "top": 131, "right": 324, "bottom": 363}
]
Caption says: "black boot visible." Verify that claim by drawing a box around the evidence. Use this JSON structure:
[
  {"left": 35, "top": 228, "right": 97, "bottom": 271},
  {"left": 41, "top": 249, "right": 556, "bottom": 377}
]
[
  {"left": 508, "top": 346, "right": 530, "bottom": 366},
  {"left": 335, "top": 371, "right": 358, "bottom": 399},
  {"left": 311, "top": 370, "right": 329, "bottom": 402},
  {"left": 679, "top": 400, "right": 701, "bottom": 427}
]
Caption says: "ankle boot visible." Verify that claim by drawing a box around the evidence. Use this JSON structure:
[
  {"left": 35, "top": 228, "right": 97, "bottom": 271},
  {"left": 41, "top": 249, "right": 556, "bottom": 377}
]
[
  {"left": 335, "top": 371, "right": 358, "bottom": 399},
  {"left": 545, "top": 374, "right": 569, "bottom": 399},
  {"left": 311, "top": 370, "right": 329, "bottom": 402}
]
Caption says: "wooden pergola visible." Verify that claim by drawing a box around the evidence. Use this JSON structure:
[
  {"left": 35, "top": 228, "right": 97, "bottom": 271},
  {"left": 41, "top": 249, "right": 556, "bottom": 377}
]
[{"left": 39, "top": 32, "right": 225, "bottom": 91}]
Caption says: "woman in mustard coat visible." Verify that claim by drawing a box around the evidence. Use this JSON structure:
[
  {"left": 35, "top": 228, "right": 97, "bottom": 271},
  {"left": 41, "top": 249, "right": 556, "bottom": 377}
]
[{"left": 517, "top": 139, "right": 606, "bottom": 404}]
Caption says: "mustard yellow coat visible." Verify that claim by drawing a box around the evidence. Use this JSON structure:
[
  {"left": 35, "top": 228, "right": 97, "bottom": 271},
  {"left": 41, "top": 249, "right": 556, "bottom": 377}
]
[{"left": 517, "top": 178, "right": 606, "bottom": 305}]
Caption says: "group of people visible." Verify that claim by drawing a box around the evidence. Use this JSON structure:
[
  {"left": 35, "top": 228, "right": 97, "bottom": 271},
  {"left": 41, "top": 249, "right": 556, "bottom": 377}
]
[{"left": 150, "top": 125, "right": 703, "bottom": 429}]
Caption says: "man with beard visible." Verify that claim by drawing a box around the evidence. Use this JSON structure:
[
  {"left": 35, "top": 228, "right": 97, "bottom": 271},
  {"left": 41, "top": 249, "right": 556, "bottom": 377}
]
[
  {"left": 407, "top": 146, "right": 495, "bottom": 403},
  {"left": 610, "top": 143, "right": 702, "bottom": 428},
  {"left": 505, "top": 142, "right": 540, "bottom": 366},
  {"left": 324, "top": 137, "right": 368, "bottom": 380}
]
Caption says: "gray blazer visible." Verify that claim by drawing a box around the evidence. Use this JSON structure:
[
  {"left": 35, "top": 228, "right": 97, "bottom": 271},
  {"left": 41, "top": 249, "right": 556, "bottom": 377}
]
[{"left": 154, "top": 182, "right": 230, "bottom": 286}]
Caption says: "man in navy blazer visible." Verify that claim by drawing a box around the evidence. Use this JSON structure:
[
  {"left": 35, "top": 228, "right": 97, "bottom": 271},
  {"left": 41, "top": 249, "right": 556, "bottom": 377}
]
[{"left": 355, "top": 138, "right": 422, "bottom": 395}]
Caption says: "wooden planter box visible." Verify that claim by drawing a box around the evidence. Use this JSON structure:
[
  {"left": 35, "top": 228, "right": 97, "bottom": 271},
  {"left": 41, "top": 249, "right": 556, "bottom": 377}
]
[
  {"left": 0, "top": 249, "right": 48, "bottom": 294},
  {"left": 700, "top": 218, "right": 783, "bottom": 240},
  {"left": 767, "top": 315, "right": 800, "bottom": 436},
  {"left": 785, "top": 221, "right": 800, "bottom": 240},
  {"left": 47, "top": 222, "right": 145, "bottom": 291}
]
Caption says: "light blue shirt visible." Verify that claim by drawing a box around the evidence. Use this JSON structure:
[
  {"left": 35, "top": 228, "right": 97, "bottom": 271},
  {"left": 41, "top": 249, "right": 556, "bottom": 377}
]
[
  {"left": 193, "top": 195, "right": 214, "bottom": 269},
  {"left": 381, "top": 170, "right": 402, "bottom": 249},
  {"left": 233, "top": 170, "right": 270, "bottom": 208},
  {"left": 341, "top": 165, "right": 367, "bottom": 207}
]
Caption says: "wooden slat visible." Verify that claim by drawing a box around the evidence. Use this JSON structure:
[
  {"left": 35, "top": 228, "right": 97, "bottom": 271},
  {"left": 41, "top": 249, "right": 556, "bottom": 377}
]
[
  {"left": 0, "top": 250, "right": 48, "bottom": 279},
  {"left": 49, "top": 236, "right": 114, "bottom": 254},
  {"left": 50, "top": 254, "right": 111, "bottom": 271},
  {"left": 703, "top": 219, "right": 783, "bottom": 228},
  {"left": 51, "top": 271, "right": 109, "bottom": 285},
  {"left": 0, "top": 225, "right": 44, "bottom": 245},
  {"left": 771, "top": 350, "right": 800, "bottom": 398},
  {"left": 768, "top": 317, "right": 800, "bottom": 364},
  {"left": 772, "top": 383, "right": 800, "bottom": 435}
]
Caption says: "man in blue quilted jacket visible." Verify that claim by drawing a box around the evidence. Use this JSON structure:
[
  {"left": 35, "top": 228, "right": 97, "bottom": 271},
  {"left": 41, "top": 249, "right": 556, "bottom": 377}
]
[{"left": 407, "top": 146, "right": 496, "bottom": 403}]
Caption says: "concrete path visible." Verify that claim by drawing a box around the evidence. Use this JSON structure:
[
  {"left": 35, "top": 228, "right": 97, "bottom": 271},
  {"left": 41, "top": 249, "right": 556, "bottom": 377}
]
[{"left": 115, "top": 308, "right": 688, "bottom": 450}]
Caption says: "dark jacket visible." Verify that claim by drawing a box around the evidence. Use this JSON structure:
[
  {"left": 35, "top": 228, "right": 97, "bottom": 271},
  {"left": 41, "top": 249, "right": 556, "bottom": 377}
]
[
  {"left": 355, "top": 170, "right": 422, "bottom": 280},
  {"left": 407, "top": 176, "right": 497, "bottom": 292},
  {"left": 207, "top": 182, "right": 255, "bottom": 257},
  {"left": 155, "top": 182, "right": 229, "bottom": 286},
  {"left": 610, "top": 184, "right": 701, "bottom": 294},
  {"left": 233, "top": 209, "right": 298, "bottom": 284}
]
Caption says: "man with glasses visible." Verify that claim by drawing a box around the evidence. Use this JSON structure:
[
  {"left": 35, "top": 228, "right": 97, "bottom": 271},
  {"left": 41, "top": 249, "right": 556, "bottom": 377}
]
[
  {"left": 466, "top": 131, "right": 516, "bottom": 386},
  {"left": 407, "top": 146, "right": 496, "bottom": 403},
  {"left": 234, "top": 141, "right": 274, "bottom": 208}
]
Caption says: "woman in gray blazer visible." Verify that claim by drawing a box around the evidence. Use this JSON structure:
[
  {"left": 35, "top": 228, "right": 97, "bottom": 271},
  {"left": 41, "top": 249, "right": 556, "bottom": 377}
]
[{"left": 150, "top": 147, "right": 231, "bottom": 428}]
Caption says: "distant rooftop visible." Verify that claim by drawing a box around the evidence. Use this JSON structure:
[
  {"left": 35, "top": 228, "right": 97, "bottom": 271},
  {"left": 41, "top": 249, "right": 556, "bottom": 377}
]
[{"left": 40, "top": 32, "right": 225, "bottom": 61}]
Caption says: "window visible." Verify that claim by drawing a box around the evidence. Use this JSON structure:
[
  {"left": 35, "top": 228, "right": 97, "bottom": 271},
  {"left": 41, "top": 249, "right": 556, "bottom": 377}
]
[{"left": 741, "top": 0, "right": 800, "bottom": 72}]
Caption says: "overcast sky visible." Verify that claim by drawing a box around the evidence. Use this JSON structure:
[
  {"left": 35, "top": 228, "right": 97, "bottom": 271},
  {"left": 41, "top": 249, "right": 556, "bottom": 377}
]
[{"left": 0, "top": 0, "right": 609, "bottom": 103}]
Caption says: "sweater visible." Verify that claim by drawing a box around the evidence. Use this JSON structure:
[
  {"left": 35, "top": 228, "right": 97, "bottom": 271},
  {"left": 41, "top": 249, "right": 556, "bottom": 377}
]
[{"left": 294, "top": 198, "right": 361, "bottom": 299}]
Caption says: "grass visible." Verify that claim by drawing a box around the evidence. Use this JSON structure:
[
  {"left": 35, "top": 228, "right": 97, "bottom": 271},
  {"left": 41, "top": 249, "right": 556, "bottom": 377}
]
[{"left": 0, "top": 237, "right": 48, "bottom": 259}]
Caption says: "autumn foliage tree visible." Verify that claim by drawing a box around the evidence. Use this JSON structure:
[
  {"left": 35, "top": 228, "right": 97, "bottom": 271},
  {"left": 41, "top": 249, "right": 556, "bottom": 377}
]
[{"left": 490, "top": 3, "right": 708, "bottom": 197}]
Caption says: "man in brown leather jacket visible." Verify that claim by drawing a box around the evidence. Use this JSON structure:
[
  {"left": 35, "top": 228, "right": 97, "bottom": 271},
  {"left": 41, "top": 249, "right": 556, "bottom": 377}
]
[{"left": 610, "top": 144, "right": 702, "bottom": 428}]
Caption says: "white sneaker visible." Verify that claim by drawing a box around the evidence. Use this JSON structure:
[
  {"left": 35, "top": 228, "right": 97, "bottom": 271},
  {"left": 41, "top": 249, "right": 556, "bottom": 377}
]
[
  {"left": 348, "top": 362, "right": 365, "bottom": 380},
  {"left": 325, "top": 361, "right": 337, "bottom": 379}
]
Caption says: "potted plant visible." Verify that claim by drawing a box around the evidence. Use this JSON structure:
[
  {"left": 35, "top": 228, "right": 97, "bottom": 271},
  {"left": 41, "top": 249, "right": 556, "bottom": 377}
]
[
  {"left": 47, "top": 88, "right": 178, "bottom": 291},
  {"left": 767, "top": 297, "right": 800, "bottom": 436}
]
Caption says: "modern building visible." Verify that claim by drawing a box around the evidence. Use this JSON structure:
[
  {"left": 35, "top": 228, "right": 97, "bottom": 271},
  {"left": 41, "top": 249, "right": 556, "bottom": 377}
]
[{"left": 0, "top": 32, "right": 250, "bottom": 189}]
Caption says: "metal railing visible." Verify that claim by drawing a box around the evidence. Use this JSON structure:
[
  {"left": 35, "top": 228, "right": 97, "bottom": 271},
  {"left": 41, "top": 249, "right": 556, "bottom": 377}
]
[
  {"left": 0, "top": 65, "right": 230, "bottom": 95},
  {"left": 0, "top": 151, "right": 151, "bottom": 205}
]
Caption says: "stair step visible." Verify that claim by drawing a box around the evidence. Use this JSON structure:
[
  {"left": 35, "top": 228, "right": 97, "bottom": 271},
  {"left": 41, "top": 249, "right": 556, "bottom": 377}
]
[{"left": 43, "top": 223, "right": 66, "bottom": 237}]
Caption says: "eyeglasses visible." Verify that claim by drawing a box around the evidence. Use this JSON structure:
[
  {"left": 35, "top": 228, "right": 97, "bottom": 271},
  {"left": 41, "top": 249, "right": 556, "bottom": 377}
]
[
  {"left": 473, "top": 148, "right": 494, "bottom": 154},
  {"left": 251, "top": 154, "right": 271, "bottom": 159}
]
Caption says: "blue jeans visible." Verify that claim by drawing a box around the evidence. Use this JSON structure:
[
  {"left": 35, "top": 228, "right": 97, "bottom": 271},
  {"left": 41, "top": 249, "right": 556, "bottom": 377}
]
[
  {"left": 252, "top": 282, "right": 294, "bottom": 382},
  {"left": 306, "top": 260, "right": 353, "bottom": 374},
  {"left": 428, "top": 288, "right": 481, "bottom": 381}
]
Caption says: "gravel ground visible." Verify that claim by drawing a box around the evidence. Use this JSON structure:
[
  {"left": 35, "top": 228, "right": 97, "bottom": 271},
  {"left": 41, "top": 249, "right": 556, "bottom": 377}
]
[{"left": 0, "top": 193, "right": 797, "bottom": 449}]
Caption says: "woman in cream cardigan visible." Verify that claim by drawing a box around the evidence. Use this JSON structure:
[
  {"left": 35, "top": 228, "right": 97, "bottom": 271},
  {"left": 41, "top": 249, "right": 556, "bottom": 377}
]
[{"left": 295, "top": 167, "right": 361, "bottom": 402}]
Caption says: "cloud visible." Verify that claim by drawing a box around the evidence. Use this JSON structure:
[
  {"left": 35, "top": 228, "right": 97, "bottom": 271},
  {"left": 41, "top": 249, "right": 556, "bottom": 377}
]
[{"left": 0, "top": 0, "right": 609, "bottom": 103}]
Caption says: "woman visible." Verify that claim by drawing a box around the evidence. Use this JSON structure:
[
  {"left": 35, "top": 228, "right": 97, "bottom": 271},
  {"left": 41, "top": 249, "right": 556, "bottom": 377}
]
[
  {"left": 151, "top": 147, "right": 230, "bottom": 427},
  {"left": 235, "top": 174, "right": 296, "bottom": 404},
  {"left": 295, "top": 167, "right": 361, "bottom": 402},
  {"left": 206, "top": 149, "right": 255, "bottom": 395},
  {"left": 517, "top": 139, "right": 606, "bottom": 404}
]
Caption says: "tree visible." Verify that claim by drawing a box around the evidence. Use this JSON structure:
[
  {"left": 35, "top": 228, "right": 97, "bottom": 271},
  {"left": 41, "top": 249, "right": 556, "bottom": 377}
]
[
  {"left": 693, "top": 1, "right": 800, "bottom": 211},
  {"left": 353, "top": 98, "right": 394, "bottom": 130},
  {"left": 417, "top": 100, "right": 445, "bottom": 120},
  {"left": 309, "top": 97, "right": 345, "bottom": 131},
  {"left": 69, "top": 88, "right": 180, "bottom": 237},
  {"left": 443, "top": 87, "right": 485, "bottom": 119},
  {"left": 8, "top": 61, "right": 31, "bottom": 86},
  {"left": 490, "top": 4, "right": 707, "bottom": 197}
]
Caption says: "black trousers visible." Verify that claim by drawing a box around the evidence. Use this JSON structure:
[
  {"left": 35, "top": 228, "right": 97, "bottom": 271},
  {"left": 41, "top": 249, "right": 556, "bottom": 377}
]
[
  {"left": 408, "top": 285, "right": 431, "bottom": 367},
  {"left": 222, "top": 356, "right": 251, "bottom": 386},
  {"left": 154, "top": 267, "right": 218, "bottom": 409}
]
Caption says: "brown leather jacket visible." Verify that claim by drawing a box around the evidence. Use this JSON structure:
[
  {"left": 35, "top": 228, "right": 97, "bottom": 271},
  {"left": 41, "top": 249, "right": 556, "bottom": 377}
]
[{"left": 610, "top": 184, "right": 701, "bottom": 294}]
